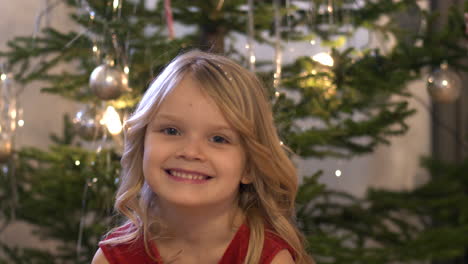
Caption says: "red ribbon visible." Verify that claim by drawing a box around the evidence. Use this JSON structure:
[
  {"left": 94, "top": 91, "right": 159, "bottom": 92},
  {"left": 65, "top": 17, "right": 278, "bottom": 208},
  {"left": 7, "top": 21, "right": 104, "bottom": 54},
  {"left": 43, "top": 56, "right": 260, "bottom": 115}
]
[{"left": 165, "top": 0, "right": 174, "bottom": 40}]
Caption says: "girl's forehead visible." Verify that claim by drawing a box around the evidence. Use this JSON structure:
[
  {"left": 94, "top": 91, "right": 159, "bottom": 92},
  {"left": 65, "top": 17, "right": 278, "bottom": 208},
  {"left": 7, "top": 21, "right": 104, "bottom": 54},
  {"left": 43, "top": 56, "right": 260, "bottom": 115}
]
[
  {"left": 150, "top": 76, "right": 234, "bottom": 126},
  {"left": 161, "top": 75, "right": 216, "bottom": 106}
]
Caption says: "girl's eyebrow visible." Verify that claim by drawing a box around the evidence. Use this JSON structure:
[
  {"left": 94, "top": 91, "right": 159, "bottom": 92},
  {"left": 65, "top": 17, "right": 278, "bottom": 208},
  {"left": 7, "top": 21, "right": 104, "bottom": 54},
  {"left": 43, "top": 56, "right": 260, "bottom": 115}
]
[
  {"left": 155, "top": 113, "right": 180, "bottom": 122},
  {"left": 155, "top": 113, "right": 236, "bottom": 133}
]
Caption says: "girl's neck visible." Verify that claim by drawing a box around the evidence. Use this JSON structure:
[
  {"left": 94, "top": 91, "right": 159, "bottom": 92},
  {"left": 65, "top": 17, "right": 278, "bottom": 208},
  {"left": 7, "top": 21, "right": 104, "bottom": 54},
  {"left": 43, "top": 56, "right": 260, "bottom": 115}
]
[{"left": 157, "top": 201, "right": 245, "bottom": 245}]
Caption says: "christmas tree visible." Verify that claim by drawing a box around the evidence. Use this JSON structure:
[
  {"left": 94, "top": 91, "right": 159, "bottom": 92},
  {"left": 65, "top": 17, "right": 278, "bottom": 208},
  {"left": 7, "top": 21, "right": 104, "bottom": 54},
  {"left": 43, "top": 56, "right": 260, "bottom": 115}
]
[{"left": 0, "top": 0, "right": 467, "bottom": 263}]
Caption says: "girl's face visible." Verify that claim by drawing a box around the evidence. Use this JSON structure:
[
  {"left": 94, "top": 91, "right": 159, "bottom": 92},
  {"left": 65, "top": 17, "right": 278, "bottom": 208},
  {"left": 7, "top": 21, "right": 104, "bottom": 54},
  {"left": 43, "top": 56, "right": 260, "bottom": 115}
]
[{"left": 143, "top": 74, "right": 250, "bottom": 210}]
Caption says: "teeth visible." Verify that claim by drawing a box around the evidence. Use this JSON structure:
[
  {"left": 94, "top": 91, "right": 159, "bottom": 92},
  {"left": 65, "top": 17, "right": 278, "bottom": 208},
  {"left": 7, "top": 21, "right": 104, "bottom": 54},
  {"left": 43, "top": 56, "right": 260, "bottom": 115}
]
[{"left": 170, "top": 170, "right": 206, "bottom": 180}]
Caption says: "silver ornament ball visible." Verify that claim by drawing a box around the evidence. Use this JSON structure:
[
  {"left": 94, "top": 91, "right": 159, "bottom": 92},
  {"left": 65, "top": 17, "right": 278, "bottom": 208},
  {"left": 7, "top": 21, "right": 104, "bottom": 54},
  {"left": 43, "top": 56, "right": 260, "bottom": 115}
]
[
  {"left": 427, "top": 63, "right": 462, "bottom": 103},
  {"left": 72, "top": 107, "right": 104, "bottom": 141},
  {"left": 89, "top": 64, "right": 128, "bottom": 100}
]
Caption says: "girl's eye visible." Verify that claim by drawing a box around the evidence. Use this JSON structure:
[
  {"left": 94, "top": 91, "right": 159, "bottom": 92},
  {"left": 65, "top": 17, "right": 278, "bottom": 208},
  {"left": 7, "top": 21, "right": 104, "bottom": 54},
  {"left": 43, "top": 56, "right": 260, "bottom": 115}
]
[
  {"left": 161, "top": 127, "right": 180, "bottom": 136},
  {"left": 211, "top": 135, "right": 229, "bottom": 144}
]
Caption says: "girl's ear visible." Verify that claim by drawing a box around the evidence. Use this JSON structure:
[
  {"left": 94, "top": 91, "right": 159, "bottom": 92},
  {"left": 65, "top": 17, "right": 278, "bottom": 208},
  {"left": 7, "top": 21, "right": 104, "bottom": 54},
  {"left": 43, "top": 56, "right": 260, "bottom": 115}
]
[
  {"left": 241, "top": 166, "right": 253, "bottom": 184},
  {"left": 240, "top": 175, "right": 252, "bottom": 185}
]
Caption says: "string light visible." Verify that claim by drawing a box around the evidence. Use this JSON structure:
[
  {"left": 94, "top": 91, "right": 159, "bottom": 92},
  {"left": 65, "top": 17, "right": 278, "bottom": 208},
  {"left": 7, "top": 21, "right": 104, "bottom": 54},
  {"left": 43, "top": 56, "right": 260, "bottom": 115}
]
[
  {"left": 123, "top": 65, "right": 130, "bottom": 74},
  {"left": 335, "top": 169, "right": 342, "bottom": 177},
  {"left": 312, "top": 52, "right": 334, "bottom": 67},
  {"left": 0, "top": 73, "right": 6, "bottom": 81},
  {"left": 249, "top": 55, "right": 256, "bottom": 65},
  {"left": 10, "top": 109, "right": 16, "bottom": 119},
  {"left": 75, "top": 160, "right": 81, "bottom": 166},
  {"left": 113, "top": 0, "right": 120, "bottom": 10},
  {"left": 101, "top": 106, "right": 123, "bottom": 135},
  {"left": 18, "top": 120, "right": 24, "bottom": 127}
]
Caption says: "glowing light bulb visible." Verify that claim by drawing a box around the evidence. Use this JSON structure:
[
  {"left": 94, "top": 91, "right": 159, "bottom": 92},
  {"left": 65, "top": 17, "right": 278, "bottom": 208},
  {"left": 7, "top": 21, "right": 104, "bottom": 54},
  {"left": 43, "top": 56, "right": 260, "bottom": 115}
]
[
  {"left": 92, "top": 45, "right": 98, "bottom": 53},
  {"left": 113, "top": 0, "right": 120, "bottom": 10},
  {"left": 442, "top": 80, "right": 448, "bottom": 86},
  {"left": 250, "top": 55, "right": 256, "bottom": 64},
  {"left": 18, "top": 120, "right": 24, "bottom": 127},
  {"left": 310, "top": 40, "right": 316, "bottom": 45},
  {"left": 75, "top": 160, "right": 81, "bottom": 166},
  {"left": 124, "top": 66, "right": 130, "bottom": 74},
  {"left": 335, "top": 170, "right": 342, "bottom": 177},
  {"left": 0, "top": 73, "right": 6, "bottom": 81},
  {"left": 101, "top": 106, "right": 123, "bottom": 135},
  {"left": 312, "top": 52, "right": 334, "bottom": 67}
]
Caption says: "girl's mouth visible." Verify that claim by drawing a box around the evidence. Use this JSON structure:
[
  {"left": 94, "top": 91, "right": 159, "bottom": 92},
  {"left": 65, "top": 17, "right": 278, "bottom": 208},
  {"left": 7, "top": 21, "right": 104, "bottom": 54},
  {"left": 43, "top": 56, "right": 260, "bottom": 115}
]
[{"left": 164, "top": 169, "right": 213, "bottom": 184}]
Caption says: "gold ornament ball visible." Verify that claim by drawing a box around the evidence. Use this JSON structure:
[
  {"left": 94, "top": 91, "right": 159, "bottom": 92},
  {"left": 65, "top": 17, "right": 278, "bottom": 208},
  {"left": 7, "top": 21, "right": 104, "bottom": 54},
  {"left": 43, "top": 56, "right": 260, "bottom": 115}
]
[
  {"left": 0, "top": 139, "right": 12, "bottom": 163},
  {"left": 89, "top": 64, "right": 128, "bottom": 100},
  {"left": 427, "top": 64, "right": 462, "bottom": 103}
]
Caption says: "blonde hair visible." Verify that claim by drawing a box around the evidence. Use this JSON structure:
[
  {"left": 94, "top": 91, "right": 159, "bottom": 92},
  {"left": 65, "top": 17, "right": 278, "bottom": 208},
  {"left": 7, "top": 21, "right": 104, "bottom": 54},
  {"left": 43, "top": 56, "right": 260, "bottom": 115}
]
[{"left": 102, "top": 50, "right": 314, "bottom": 264}]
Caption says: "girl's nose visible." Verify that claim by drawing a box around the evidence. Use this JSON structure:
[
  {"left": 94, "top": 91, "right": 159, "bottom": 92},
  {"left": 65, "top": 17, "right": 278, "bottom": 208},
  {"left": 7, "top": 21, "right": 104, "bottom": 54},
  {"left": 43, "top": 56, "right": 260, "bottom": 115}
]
[{"left": 175, "top": 138, "right": 205, "bottom": 161}]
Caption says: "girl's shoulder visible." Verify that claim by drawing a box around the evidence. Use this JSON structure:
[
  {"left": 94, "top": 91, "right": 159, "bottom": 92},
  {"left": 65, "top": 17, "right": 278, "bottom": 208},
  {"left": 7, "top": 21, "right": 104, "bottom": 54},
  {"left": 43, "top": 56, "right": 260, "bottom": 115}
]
[{"left": 98, "top": 224, "right": 159, "bottom": 264}]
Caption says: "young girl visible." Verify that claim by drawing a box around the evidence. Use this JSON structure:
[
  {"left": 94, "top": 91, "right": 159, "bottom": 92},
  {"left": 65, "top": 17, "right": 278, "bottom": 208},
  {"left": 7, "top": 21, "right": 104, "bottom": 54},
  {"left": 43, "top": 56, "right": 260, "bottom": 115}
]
[{"left": 92, "top": 50, "right": 314, "bottom": 264}]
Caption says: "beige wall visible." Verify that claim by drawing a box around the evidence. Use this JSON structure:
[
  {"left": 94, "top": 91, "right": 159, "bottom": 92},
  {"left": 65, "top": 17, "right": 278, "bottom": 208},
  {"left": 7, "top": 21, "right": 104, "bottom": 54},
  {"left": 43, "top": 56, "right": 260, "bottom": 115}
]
[
  {"left": 1, "top": 0, "right": 79, "bottom": 150},
  {"left": 0, "top": 0, "right": 78, "bottom": 252}
]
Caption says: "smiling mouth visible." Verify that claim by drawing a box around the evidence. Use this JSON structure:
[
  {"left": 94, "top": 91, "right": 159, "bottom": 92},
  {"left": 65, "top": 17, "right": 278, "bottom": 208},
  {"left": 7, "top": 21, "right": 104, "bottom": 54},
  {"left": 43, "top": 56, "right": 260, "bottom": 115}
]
[{"left": 164, "top": 169, "right": 213, "bottom": 182}]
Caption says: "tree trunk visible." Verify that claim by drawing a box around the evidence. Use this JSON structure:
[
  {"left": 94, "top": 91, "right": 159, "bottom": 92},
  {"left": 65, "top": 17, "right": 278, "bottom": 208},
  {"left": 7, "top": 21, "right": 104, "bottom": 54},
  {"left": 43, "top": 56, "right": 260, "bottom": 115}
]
[{"left": 199, "top": 24, "right": 226, "bottom": 53}]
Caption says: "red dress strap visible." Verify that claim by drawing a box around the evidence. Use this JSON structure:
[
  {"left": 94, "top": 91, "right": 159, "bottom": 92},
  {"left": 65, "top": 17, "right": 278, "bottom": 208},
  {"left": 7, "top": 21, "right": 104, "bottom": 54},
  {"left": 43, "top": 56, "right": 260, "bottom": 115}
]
[
  {"left": 260, "top": 230, "right": 296, "bottom": 263},
  {"left": 218, "top": 224, "right": 295, "bottom": 263}
]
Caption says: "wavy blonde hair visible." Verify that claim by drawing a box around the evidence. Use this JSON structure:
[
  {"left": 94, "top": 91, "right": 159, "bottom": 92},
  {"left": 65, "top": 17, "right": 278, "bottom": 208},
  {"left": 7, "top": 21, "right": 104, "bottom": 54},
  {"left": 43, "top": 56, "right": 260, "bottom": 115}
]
[{"left": 101, "top": 50, "right": 314, "bottom": 264}]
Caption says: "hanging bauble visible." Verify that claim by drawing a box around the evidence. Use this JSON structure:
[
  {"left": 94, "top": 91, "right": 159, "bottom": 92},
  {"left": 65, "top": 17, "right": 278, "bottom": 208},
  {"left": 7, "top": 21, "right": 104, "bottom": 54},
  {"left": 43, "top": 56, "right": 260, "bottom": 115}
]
[
  {"left": 0, "top": 70, "right": 16, "bottom": 163},
  {"left": 72, "top": 106, "right": 104, "bottom": 141},
  {"left": 89, "top": 61, "right": 128, "bottom": 100},
  {"left": 0, "top": 136, "right": 12, "bottom": 163},
  {"left": 427, "top": 62, "right": 462, "bottom": 103}
]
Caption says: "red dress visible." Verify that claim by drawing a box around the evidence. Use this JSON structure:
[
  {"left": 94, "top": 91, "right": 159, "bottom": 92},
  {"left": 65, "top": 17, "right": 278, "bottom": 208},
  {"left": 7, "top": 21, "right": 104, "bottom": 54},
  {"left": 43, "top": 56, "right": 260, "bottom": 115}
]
[{"left": 99, "top": 223, "right": 295, "bottom": 263}]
